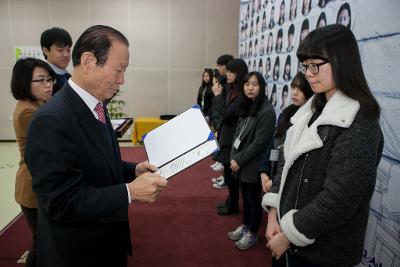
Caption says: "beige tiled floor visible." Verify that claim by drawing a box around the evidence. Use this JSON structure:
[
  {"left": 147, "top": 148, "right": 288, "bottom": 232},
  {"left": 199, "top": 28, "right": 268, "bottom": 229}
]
[{"left": 0, "top": 142, "right": 21, "bottom": 230}]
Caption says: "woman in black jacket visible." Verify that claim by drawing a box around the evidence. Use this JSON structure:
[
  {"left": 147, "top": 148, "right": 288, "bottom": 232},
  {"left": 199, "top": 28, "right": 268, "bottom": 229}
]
[
  {"left": 196, "top": 68, "right": 214, "bottom": 117},
  {"left": 227, "top": 72, "right": 276, "bottom": 250},
  {"left": 259, "top": 72, "right": 313, "bottom": 267},
  {"left": 263, "top": 24, "right": 383, "bottom": 267},
  {"left": 260, "top": 72, "right": 313, "bottom": 195},
  {"left": 214, "top": 59, "right": 248, "bottom": 215}
]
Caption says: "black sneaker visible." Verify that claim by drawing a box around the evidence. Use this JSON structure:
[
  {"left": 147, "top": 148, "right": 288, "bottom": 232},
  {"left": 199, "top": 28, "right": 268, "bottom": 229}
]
[
  {"left": 217, "top": 204, "right": 239, "bottom": 216},
  {"left": 216, "top": 199, "right": 230, "bottom": 208}
]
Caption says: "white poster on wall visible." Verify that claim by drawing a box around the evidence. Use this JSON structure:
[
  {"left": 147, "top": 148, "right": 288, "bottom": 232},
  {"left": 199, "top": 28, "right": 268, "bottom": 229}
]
[{"left": 239, "top": 1, "right": 400, "bottom": 266}]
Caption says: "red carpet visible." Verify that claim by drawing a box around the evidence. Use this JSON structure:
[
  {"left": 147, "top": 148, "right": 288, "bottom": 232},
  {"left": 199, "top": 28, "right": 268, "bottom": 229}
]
[
  {"left": 0, "top": 214, "right": 30, "bottom": 267},
  {"left": 0, "top": 146, "right": 271, "bottom": 267}
]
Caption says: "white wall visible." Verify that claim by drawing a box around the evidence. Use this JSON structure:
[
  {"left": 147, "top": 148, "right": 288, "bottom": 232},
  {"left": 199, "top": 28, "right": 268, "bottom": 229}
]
[{"left": 0, "top": 0, "right": 240, "bottom": 139}]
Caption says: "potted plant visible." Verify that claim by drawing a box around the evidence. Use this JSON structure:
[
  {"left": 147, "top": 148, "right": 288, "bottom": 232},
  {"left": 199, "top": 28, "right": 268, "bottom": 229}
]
[{"left": 106, "top": 92, "right": 126, "bottom": 119}]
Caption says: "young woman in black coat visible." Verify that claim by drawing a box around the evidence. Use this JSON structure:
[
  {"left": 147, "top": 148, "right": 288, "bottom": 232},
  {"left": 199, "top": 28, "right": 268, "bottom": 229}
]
[
  {"left": 196, "top": 68, "right": 214, "bottom": 117},
  {"left": 260, "top": 72, "right": 313, "bottom": 267},
  {"left": 214, "top": 59, "right": 248, "bottom": 215},
  {"left": 264, "top": 24, "right": 383, "bottom": 267},
  {"left": 227, "top": 72, "right": 276, "bottom": 250}
]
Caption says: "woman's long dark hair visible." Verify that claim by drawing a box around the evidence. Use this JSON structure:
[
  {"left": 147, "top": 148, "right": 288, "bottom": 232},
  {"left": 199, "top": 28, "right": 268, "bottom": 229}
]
[
  {"left": 226, "top": 58, "right": 249, "bottom": 101},
  {"left": 273, "top": 56, "right": 280, "bottom": 80},
  {"left": 275, "top": 105, "right": 300, "bottom": 137},
  {"left": 200, "top": 68, "right": 213, "bottom": 89},
  {"left": 297, "top": 24, "right": 380, "bottom": 120},
  {"left": 275, "top": 72, "right": 313, "bottom": 137},
  {"left": 238, "top": 72, "right": 267, "bottom": 117},
  {"left": 337, "top": 3, "right": 351, "bottom": 28}
]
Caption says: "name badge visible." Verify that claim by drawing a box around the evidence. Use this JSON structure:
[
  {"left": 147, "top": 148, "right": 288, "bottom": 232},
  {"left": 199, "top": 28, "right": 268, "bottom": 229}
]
[
  {"left": 233, "top": 138, "right": 241, "bottom": 149},
  {"left": 269, "top": 149, "right": 279, "bottom": 161}
]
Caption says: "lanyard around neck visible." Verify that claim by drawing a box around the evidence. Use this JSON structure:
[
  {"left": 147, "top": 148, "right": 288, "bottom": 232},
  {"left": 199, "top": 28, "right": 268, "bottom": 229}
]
[{"left": 237, "top": 117, "right": 250, "bottom": 140}]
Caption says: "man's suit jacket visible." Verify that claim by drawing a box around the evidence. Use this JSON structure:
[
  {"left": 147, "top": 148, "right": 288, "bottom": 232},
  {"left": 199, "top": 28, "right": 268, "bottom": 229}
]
[
  {"left": 25, "top": 83, "right": 136, "bottom": 267},
  {"left": 13, "top": 99, "right": 41, "bottom": 208}
]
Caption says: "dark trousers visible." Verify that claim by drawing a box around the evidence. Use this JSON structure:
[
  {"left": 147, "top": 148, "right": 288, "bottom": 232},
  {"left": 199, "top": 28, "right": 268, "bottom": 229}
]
[
  {"left": 240, "top": 181, "right": 263, "bottom": 233},
  {"left": 224, "top": 163, "right": 239, "bottom": 207},
  {"left": 287, "top": 252, "right": 322, "bottom": 267},
  {"left": 272, "top": 257, "right": 287, "bottom": 267},
  {"left": 20, "top": 205, "right": 37, "bottom": 267}
]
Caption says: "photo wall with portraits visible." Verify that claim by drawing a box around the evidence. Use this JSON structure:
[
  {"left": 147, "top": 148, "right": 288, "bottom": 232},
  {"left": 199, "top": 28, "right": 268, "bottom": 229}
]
[
  {"left": 239, "top": 1, "right": 400, "bottom": 266},
  {"left": 239, "top": 0, "right": 353, "bottom": 116}
]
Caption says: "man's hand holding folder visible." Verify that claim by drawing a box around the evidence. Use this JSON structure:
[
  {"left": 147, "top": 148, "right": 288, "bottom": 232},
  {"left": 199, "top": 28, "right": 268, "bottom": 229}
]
[{"left": 128, "top": 161, "right": 167, "bottom": 203}]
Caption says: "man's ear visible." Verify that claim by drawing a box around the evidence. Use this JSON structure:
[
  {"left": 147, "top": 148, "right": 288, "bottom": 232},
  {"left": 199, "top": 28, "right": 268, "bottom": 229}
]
[{"left": 80, "top": 52, "right": 97, "bottom": 73}]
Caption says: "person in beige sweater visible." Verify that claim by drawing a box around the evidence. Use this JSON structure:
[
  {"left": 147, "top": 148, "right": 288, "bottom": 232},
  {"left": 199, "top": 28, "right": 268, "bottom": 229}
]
[{"left": 11, "top": 57, "right": 55, "bottom": 267}]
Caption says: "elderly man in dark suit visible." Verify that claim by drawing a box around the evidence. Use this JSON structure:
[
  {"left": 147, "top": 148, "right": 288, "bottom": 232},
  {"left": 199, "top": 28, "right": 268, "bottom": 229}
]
[{"left": 25, "top": 25, "right": 167, "bottom": 267}]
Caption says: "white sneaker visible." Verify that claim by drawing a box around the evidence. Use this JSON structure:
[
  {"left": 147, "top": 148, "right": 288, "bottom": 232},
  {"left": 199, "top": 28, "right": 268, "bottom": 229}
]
[
  {"left": 212, "top": 162, "right": 224, "bottom": 171},
  {"left": 235, "top": 231, "right": 258, "bottom": 250},
  {"left": 211, "top": 175, "right": 224, "bottom": 183},
  {"left": 228, "top": 225, "right": 249, "bottom": 241},
  {"left": 212, "top": 178, "right": 227, "bottom": 189},
  {"left": 210, "top": 162, "right": 219, "bottom": 168}
]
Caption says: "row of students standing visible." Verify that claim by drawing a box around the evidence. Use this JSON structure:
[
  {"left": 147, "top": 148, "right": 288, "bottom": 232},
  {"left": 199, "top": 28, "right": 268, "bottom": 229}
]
[
  {"left": 205, "top": 24, "right": 384, "bottom": 267},
  {"left": 200, "top": 54, "right": 305, "bottom": 252},
  {"left": 200, "top": 55, "right": 278, "bottom": 250}
]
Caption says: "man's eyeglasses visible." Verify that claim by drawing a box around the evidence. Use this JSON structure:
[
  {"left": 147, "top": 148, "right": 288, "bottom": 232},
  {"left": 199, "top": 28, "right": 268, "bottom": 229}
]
[
  {"left": 31, "top": 77, "right": 56, "bottom": 85},
  {"left": 298, "top": 61, "right": 329, "bottom": 75}
]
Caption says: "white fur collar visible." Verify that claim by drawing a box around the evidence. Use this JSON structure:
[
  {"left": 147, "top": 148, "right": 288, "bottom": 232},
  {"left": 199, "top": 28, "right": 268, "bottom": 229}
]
[
  {"left": 290, "top": 90, "right": 360, "bottom": 128},
  {"left": 277, "top": 90, "right": 360, "bottom": 218}
]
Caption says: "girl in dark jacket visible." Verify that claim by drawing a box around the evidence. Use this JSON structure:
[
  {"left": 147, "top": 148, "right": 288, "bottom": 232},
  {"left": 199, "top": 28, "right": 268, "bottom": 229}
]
[
  {"left": 196, "top": 68, "right": 214, "bottom": 117},
  {"left": 260, "top": 72, "right": 313, "bottom": 195},
  {"left": 214, "top": 59, "right": 248, "bottom": 215},
  {"left": 259, "top": 72, "right": 313, "bottom": 267},
  {"left": 263, "top": 24, "right": 383, "bottom": 267},
  {"left": 227, "top": 72, "right": 276, "bottom": 250}
]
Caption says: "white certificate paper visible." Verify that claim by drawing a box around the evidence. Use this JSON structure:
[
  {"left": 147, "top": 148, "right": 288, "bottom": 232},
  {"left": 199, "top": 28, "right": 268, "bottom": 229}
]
[
  {"left": 143, "top": 106, "right": 219, "bottom": 179},
  {"left": 156, "top": 139, "right": 218, "bottom": 179}
]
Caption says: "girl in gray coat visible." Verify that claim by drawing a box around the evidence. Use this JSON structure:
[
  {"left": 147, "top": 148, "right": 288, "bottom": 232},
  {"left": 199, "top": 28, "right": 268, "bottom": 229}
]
[
  {"left": 263, "top": 24, "right": 383, "bottom": 267},
  {"left": 228, "top": 72, "right": 276, "bottom": 250}
]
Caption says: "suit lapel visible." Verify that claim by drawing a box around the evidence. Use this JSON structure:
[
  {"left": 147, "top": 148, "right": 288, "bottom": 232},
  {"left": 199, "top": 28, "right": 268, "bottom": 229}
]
[{"left": 64, "top": 85, "right": 119, "bottom": 182}]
